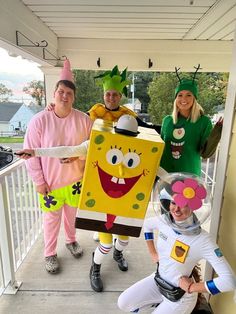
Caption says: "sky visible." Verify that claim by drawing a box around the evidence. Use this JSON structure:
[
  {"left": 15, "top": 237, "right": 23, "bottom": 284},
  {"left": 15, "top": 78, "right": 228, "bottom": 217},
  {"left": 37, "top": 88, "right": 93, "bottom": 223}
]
[{"left": 0, "top": 47, "right": 44, "bottom": 103}]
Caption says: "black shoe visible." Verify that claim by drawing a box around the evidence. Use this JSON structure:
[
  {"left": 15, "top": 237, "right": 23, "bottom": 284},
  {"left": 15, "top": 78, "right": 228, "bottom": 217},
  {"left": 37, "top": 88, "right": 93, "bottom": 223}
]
[
  {"left": 113, "top": 248, "right": 128, "bottom": 271},
  {"left": 90, "top": 253, "right": 103, "bottom": 292}
]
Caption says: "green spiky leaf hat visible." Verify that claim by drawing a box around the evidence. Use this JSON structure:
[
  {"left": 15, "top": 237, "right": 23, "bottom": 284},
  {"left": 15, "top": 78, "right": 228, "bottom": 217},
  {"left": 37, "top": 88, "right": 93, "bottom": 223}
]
[
  {"left": 94, "top": 65, "right": 130, "bottom": 97},
  {"left": 174, "top": 64, "right": 201, "bottom": 99}
]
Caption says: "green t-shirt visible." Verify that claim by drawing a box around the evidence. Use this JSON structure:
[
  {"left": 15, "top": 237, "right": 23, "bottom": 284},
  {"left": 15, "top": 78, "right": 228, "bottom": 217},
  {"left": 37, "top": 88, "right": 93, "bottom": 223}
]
[{"left": 160, "top": 115, "right": 212, "bottom": 176}]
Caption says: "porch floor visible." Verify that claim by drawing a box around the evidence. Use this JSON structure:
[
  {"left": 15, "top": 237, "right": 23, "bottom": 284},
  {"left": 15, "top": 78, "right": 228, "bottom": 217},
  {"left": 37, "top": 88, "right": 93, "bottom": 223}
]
[{"left": 0, "top": 213, "right": 154, "bottom": 314}]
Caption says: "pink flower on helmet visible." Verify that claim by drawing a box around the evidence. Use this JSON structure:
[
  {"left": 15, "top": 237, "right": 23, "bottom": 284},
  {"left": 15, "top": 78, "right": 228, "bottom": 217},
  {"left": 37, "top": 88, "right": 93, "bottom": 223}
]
[{"left": 171, "top": 178, "right": 207, "bottom": 211}]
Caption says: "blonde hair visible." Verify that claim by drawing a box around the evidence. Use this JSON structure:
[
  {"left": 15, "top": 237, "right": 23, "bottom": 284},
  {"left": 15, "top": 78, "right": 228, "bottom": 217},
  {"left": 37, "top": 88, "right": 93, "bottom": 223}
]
[{"left": 172, "top": 98, "right": 204, "bottom": 124}]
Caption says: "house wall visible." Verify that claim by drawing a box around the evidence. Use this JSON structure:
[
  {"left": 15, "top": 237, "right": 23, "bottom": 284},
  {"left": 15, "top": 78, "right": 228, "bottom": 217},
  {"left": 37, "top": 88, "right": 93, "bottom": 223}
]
[
  {"left": 0, "top": 1, "right": 234, "bottom": 72},
  {"left": 10, "top": 105, "right": 42, "bottom": 132},
  {"left": 210, "top": 115, "right": 236, "bottom": 313},
  {"left": 58, "top": 38, "right": 233, "bottom": 72},
  {"left": 0, "top": 122, "right": 9, "bottom": 132},
  {"left": 0, "top": 0, "right": 57, "bottom": 66}
]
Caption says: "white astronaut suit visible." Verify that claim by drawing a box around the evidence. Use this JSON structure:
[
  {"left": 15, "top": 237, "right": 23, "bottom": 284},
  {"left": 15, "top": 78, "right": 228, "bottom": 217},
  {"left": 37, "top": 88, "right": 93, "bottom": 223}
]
[{"left": 118, "top": 174, "right": 236, "bottom": 314}]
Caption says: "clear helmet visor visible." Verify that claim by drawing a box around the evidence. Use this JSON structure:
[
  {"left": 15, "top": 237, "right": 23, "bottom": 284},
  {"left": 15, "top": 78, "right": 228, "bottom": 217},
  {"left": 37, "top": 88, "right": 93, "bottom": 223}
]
[{"left": 154, "top": 172, "right": 212, "bottom": 233}]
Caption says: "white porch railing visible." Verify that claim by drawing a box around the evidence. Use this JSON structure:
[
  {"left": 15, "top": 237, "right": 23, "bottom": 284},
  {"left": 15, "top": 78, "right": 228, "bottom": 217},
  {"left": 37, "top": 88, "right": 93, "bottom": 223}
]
[
  {"left": 201, "top": 145, "right": 220, "bottom": 196},
  {"left": 0, "top": 160, "right": 42, "bottom": 295}
]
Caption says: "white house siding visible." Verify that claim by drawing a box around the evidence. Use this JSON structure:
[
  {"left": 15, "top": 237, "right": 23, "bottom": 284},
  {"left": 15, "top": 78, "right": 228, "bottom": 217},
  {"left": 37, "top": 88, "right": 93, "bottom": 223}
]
[
  {"left": 0, "top": 122, "right": 9, "bottom": 132},
  {"left": 10, "top": 104, "right": 42, "bottom": 132},
  {"left": 210, "top": 115, "right": 236, "bottom": 313}
]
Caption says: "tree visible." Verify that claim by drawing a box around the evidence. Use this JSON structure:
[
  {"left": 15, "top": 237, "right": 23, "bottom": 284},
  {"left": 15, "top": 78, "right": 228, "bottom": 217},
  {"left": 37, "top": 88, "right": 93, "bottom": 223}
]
[
  {"left": 148, "top": 72, "right": 177, "bottom": 124},
  {"left": 0, "top": 83, "right": 13, "bottom": 102},
  {"left": 197, "top": 73, "right": 227, "bottom": 115},
  {"left": 23, "top": 80, "right": 45, "bottom": 106},
  {"left": 73, "top": 70, "right": 104, "bottom": 112},
  {"left": 148, "top": 72, "right": 227, "bottom": 125}
]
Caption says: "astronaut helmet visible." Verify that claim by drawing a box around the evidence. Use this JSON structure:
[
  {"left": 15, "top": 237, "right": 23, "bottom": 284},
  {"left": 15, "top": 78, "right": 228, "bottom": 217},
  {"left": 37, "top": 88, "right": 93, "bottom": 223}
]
[{"left": 155, "top": 172, "right": 212, "bottom": 234}]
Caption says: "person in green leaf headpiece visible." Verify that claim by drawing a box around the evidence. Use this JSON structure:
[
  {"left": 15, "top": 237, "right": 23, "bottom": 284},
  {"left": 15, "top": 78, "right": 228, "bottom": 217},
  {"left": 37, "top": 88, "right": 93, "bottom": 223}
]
[
  {"left": 88, "top": 65, "right": 138, "bottom": 121},
  {"left": 97, "top": 65, "right": 130, "bottom": 96},
  {"left": 87, "top": 65, "right": 161, "bottom": 132},
  {"left": 160, "top": 64, "right": 223, "bottom": 176}
]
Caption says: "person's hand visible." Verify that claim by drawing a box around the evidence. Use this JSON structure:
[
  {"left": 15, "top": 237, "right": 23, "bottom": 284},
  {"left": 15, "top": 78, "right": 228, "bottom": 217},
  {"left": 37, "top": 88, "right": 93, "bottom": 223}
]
[
  {"left": 59, "top": 157, "right": 79, "bottom": 164},
  {"left": 15, "top": 149, "right": 35, "bottom": 159},
  {"left": 179, "top": 276, "right": 194, "bottom": 292},
  {"left": 45, "top": 103, "right": 55, "bottom": 111},
  {"left": 216, "top": 116, "right": 223, "bottom": 126},
  {"left": 36, "top": 183, "right": 51, "bottom": 196},
  {"left": 150, "top": 252, "right": 159, "bottom": 264}
]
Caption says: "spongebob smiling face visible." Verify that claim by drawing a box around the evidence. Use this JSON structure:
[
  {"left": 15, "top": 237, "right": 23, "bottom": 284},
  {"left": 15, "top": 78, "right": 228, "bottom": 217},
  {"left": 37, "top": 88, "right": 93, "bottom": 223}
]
[
  {"left": 78, "top": 119, "right": 164, "bottom": 223},
  {"left": 95, "top": 144, "right": 145, "bottom": 199}
]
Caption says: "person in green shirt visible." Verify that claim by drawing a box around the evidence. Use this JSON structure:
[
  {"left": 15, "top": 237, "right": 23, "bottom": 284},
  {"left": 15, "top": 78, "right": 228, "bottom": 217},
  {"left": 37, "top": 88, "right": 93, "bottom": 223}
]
[{"left": 160, "top": 70, "right": 222, "bottom": 176}]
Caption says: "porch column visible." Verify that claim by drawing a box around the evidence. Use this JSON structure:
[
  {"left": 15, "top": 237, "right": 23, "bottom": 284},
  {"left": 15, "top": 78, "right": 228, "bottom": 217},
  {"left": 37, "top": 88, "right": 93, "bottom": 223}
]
[{"left": 40, "top": 66, "right": 62, "bottom": 105}]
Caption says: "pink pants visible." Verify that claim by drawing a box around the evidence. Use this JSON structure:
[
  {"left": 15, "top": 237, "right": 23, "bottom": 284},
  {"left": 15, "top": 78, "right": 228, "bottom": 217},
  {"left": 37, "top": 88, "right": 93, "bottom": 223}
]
[{"left": 43, "top": 204, "right": 77, "bottom": 257}]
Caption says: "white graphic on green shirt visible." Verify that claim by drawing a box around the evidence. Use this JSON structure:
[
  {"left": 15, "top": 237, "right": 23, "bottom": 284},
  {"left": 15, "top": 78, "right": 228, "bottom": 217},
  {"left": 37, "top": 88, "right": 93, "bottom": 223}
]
[{"left": 171, "top": 127, "right": 185, "bottom": 159}]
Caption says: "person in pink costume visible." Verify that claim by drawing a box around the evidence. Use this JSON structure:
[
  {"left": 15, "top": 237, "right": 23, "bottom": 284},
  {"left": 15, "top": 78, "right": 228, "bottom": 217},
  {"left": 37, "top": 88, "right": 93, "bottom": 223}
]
[{"left": 23, "top": 59, "right": 93, "bottom": 274}]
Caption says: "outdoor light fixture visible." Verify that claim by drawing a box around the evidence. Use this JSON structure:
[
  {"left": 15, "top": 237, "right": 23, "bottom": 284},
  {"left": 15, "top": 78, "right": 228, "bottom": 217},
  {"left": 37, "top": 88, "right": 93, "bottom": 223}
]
[
  {"left": 148, "top": 58, "right": 153, "bottom": 68},
  {"left": 97, "top": 57, "right": 101, "bottom": 67}
]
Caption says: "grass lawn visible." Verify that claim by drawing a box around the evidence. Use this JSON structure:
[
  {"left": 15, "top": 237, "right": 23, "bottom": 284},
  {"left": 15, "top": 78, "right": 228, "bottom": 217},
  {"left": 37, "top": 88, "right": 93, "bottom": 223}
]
[{"left": 0, "top": 137, "right": 24, "bottom": 143}]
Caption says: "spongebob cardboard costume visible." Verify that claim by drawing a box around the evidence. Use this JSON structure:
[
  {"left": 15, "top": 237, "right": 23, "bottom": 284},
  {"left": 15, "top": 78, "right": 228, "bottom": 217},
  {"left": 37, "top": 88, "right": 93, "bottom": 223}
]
[
  {"left": 75, "top": 117, "right": 164, "bottom": 237},
  {"left": 87, "top": 66, "right": 164, "bottom": 293}
]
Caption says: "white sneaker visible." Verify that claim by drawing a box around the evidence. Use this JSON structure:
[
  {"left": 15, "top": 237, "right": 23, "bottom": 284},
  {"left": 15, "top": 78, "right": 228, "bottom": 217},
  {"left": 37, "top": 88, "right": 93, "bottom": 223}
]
[{"left": 93, "top": 231, "right": 99, "bottom": 242}]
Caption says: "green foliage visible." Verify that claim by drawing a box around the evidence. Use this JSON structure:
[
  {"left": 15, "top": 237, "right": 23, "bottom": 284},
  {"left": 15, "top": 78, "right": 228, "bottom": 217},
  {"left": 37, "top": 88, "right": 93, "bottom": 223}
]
[
  {"left": 0, "top": 137, "right": 24, "bottom": 143},
  {"left": 23, "top": 80, "right": 45, "bottom": 106},
  {"left": 0, "top": 83, "right": 13, "bottom": 102},
  {"left": 73, "top": 70, "right": 104, "bottom": 112},
  {"left": 148, "top": 73, "right": 176, "bottom": 124},
  {"left": 147, "top": 72, "right": 227, "bottom": 124},
  {"left": 197, "top": 73, "right": 227, "bottom": 116}
]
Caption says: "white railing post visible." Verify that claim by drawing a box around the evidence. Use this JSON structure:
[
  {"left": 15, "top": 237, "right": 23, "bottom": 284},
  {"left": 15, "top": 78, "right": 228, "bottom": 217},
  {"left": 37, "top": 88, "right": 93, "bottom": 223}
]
[
  {"left": 0, "top": 180, "right": 22, "bottom": 294},
  {"left": 0, "top": 160, "right": 43, "bottom": 295}
]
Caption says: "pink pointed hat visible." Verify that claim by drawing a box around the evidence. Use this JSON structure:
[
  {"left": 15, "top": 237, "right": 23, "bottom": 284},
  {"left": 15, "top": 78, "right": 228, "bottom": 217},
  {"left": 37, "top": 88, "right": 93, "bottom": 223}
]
[{"left": 59, "top": 59, "right": 74, "bottom": 82}]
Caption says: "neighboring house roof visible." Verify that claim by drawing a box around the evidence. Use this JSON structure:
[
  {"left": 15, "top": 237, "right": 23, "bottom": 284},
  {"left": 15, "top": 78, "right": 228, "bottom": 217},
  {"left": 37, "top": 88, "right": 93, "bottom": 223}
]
[
  {"left": 127, "top": 98, "right": 141, "bottom": 105},
  {"left": 0, "top": 102, "right": 23, "bottom": 122},
  {"left": 125, "top": 98, "right": 142, "bottom": 112},
  {"left": 9, "top": 102, "right": 43, "bottom": 130},
  {"left": 26, "top": 102, "right": 43, "bottom": 115}
]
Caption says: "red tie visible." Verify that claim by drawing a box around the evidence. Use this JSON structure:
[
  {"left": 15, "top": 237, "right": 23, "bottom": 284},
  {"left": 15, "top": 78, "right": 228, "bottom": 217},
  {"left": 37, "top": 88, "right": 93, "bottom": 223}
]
[{"left": 105, "top": 214, "right": 116, "bottom": 230}]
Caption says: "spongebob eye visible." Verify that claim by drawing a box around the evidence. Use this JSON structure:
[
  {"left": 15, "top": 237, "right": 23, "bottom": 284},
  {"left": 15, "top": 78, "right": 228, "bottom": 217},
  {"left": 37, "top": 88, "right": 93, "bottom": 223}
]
[
  {"left": 123, "top": 152, "right": 140, "bottom": 168},
  {"left": 173, "top": 128, "right": 185, "bottom": 140},
  {"left": 106, "top": 148, "right": 123, "bottom": 165}
]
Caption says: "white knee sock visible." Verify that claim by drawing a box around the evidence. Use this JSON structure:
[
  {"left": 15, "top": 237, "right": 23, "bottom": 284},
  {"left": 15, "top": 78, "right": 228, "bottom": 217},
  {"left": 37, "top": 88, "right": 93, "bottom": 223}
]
[
  {"left": 94, "top": 242, "right": 112, "bottom": 264},
  {"left": 115, "top": 238, "right": 129, "bottom": 252}
]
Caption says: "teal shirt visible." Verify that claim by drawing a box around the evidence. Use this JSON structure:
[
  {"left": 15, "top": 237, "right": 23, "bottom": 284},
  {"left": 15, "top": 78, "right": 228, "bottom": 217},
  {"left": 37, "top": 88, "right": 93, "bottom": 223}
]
[{"left": 160, "top": 115, "right": 212, "bottom": 176}]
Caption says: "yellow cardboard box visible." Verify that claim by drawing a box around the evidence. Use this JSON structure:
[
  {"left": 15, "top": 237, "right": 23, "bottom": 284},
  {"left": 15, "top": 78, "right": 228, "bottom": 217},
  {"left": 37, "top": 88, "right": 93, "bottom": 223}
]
[{"left": 76, "top": 119, "right": 164, "bottom": 237}]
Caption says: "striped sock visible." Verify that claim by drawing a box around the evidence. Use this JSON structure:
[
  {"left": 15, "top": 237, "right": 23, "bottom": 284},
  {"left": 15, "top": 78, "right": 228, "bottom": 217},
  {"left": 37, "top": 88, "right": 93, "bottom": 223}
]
[{"left": 94, "top": 243, "right": 112, "bottom": 264}]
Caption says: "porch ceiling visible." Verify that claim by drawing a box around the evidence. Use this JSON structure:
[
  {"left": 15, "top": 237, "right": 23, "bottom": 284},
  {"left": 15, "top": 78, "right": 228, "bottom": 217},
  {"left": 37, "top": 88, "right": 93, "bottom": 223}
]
[
  {"left": 1, "top": 0, "right": 236, "bottom": 71},
  {"left": 22, "top": 0, "right": 236, "bottom": 41}
]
